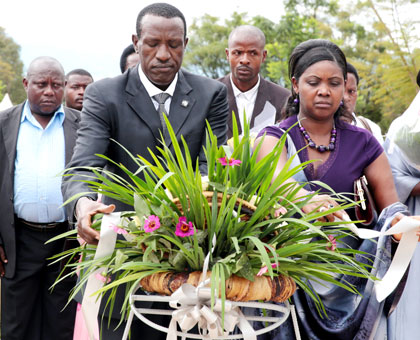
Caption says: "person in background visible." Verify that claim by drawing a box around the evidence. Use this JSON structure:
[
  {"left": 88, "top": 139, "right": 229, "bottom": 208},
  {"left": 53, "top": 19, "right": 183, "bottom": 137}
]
[
  {"left": 417, "top": 68, "right": 420, "bottom": 87},
  {"left": 64, "top": 69, "right": 93, "bottom": 111},
  {"left": 255, "top": 39, "right": 409, "bottom": 339},
  {"left": 218, "top": 25, "right": 289, "bottom": 139},
  {"left": 0, "top": 56, "right": 79, "bottom": 340},
  {"left": 344, "top": 62, "right": 384, "bottom": 143},
  {"left": 119, "top": 44, "right": 141, "bottom": 73},
  {"left": 385, "top": 70, "right": 420, "bottom": 340},
  {"left": 62, "top": 3, "right": 229, "bottom": 339}
]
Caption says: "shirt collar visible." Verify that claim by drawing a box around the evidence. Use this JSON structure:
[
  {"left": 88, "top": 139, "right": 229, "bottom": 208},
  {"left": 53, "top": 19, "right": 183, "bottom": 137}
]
[
  {"left": 22, "top": 100, "right": 65, "bottom": 128},
  {"left": 230, "top": 74, "right": 260, "bottom": 100},
  {"left": 138, "top": 64, "right": 178, "bottom": 98}
]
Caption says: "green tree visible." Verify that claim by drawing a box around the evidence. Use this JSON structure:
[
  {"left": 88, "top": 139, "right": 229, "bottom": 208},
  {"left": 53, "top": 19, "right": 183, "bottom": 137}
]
[
  {"left": 262, "top": 0, "right": 337, "bottom": 87},
  {"left": 184, "top": 13, "right": 248, "bottom": 78},
  {"left": 0, "top": 79, "right": 5, "bottom": 102},
  {"left": 360, "top": 0, "right": 419, "bottom": 126},
  {"left": 264, "top": 13, "right": 323, "bottom": 87},
  {"left": 0, "top": 27, "right": 26, "bottom": 105},
  {"left": 335, "top": 0, "right": 420, "bottom": 129},
  {"left": 284, "top": 0, "right": 339, "bottom": 19}
]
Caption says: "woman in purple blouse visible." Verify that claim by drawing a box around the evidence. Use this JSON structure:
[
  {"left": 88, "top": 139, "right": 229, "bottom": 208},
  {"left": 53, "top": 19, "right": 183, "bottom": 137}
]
[{"left": 254, "top": 39, "right": 408, "bottom": 340}]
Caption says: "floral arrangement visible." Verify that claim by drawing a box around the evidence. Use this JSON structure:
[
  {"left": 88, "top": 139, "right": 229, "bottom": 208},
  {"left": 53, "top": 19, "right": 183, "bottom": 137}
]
[{"left": 53, "top": 116, "right": 374, "bottom": 320}]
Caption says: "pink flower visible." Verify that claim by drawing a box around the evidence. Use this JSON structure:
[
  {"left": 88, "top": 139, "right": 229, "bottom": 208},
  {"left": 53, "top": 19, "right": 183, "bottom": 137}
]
[
  {"left": 95, "top": 272, "right": 111, "bottom": 283},
  {"left": 327, "top": 235, "right": 337, "bottom": 251},
  {"left": 274, "top": 206, "right": 287, "bottom": 217},
  {"left": 110, "top": 224, "right": 128, "bottom": 235},
  {"left": 144, "top": 215, "right": 161, "bottom": 233},
  {"left": 218, "top": 157, "right": 242, "bottom": 166},
  {"left": 175, "top": 216, "right": 195, "bottom": 237},
  {"left": 257, "top": 263, "right": 278, "bottom": 276}
]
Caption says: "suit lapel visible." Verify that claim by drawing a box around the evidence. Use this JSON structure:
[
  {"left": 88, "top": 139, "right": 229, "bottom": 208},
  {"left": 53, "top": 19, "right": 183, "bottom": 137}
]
[
  {"left": 223, "top": 75, "right": 241, "bottom": 136},
  {"left": 63, "top": 108, "right": 80, "bottom": 165},
  {"left": 125, "top": 67, "right": 162, "bottom": 142},
  {"left": 166, "top": 70, "right": 195, "bottom": 148},
  {"left": 251, "top": 78, "right": 270, "bottom": 128},
  {"left": 1, "top": 104, "right": 23, "bottom": 178}
]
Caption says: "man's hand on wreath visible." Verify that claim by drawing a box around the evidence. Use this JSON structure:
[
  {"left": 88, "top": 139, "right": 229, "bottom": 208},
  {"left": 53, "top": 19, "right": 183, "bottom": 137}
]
[{"left": 75, "top": 197, "right": 115, "bottom": 245}]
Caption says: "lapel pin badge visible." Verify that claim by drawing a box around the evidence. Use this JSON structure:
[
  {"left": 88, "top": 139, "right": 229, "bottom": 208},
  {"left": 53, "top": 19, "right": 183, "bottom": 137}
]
[{"left": 181, "top": 100, "right": 189, "bottom": 107}]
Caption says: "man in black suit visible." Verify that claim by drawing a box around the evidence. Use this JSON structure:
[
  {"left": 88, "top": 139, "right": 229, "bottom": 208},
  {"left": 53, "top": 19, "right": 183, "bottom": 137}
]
[
  {"left": 119, "top": 44, "right": 140, "bottom": 73},
  {"left": 0, "top": 56, "right": 79, "bottom": 340},
  {"left": 62, "top": 3, "right": 228, "bottom": 339},
  {"left": 218, "top": 25, "right": 290, "bottom": 138}
]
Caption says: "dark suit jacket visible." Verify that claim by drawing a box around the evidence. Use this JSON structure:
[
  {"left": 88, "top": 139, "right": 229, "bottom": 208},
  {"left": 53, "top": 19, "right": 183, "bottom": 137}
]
[
  {"left": 0, "top": 103, "right": 80, "bottom": 278},
  {"left": 62, "top": 66, "right": 229, "bottom": 216},
  {"left": 218, "top": 74, "right": 290, "bottom": 138}
]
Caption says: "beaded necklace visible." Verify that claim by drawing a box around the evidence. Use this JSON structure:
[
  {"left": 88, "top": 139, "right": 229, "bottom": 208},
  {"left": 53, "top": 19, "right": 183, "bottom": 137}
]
[{"left": 298, "top": 119, "right": 336, "bottom": 152}]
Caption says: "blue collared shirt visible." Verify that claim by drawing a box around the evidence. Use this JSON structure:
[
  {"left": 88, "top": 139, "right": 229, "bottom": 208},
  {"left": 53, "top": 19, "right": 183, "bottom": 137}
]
[{"left": 13, "top": 101, "right": 66, "bottom": 223}]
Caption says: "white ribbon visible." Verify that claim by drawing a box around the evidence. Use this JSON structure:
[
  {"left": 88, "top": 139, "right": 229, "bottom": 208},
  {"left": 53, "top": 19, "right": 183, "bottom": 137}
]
[
  {"left": 165, "top": 233, "right": 256, "bottom": 339},
  {"left": 166, "top": 284, "right": 255, "bottom": 340},
  {"left": 81, "top": 212, "right": 121, "bottom": 340},
  {"left": 337, "top": 215, "right": 420, "bottom": 302}
]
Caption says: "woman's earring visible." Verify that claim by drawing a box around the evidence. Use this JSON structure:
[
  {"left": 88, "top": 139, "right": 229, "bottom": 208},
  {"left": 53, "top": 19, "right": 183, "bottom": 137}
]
[
  {"left": 340, "top": 100, "right": 343, "bottom": 106},
  {"left": 293, "top": 96, "right": 299, "bottom": 104}
]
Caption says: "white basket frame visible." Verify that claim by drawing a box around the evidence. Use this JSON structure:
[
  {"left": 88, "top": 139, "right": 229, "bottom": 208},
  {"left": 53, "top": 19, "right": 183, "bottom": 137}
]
[{"left": 122, "top": 293, "right": 291, "bottom": 340}]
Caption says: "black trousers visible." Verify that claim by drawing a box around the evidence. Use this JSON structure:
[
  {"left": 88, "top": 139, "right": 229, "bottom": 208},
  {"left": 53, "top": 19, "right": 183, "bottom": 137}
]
[
  {"left": 1, "top": 221, "right": 77, "bottom": 340},
  {"left": 98, "top": 310, "right": 171, "bottom": 340}
]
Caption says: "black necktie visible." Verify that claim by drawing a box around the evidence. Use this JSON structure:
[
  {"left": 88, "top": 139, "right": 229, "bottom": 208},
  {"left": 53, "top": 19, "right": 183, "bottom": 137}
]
[{"left": 153, "top": 93, "right": 170, "bottom": 136}]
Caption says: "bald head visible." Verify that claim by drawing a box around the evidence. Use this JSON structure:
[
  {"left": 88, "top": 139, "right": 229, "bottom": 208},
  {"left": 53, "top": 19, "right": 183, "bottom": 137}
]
[
  {"left": 226, "top": 25, "right": 267, "bottom": 92},
  {"left": 228, "top": 25, "right": 266, "bottom": 49},
  {"left": 26, "top": 56, "right": 65, "bottom": 80},
  {"left": 23, "top": 56, "right": 65, "bottom": 120}
]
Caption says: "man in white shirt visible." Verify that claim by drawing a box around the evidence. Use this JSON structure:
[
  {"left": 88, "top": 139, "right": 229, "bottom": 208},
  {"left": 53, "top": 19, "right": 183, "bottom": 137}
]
[
  {"left": 218, "top": 25, "right": 290, "bottom": 138},
  {"left": 345, "top": 62, "right": 384, "bottom": 144}
]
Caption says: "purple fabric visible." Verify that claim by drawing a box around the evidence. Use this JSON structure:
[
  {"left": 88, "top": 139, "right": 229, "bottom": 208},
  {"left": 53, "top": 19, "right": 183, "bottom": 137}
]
[
  {"left": 255, "top": 116, "right": 400, "bottom": 340},
  {"left": 257, "top": 115, "right": 383, "bottom": 196}
]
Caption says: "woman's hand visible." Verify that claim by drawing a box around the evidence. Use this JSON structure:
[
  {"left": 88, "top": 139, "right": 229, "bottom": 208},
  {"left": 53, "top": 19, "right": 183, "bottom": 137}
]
[
  {"left": 389, "top": 214, "right": 420, "bottom": 242},
  {"left": 302, "top": 194, "right": 345, "bottom": 222},
  {"left": 409, "top": 215, "right": 420, "bottom": 241},
  {"left": 390, "top": 213, "right": 403, "bottom": 242}
]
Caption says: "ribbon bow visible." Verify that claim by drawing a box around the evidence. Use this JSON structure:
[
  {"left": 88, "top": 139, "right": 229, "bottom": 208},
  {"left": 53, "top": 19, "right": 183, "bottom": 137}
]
[
  {"left": 165, "top": 234, "right": 256, "bottom": 340},
  {"left": 167, "top": 283, "right": 255, "bottom": 340}
]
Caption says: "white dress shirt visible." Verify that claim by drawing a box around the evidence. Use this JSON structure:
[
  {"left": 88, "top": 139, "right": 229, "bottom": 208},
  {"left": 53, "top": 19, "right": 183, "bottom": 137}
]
[
  {"left": 138, "top": 65, "right": 178, "bottom": 115},
  {"left": 230, "top": 74, "right": 260, "bottom": 132}
]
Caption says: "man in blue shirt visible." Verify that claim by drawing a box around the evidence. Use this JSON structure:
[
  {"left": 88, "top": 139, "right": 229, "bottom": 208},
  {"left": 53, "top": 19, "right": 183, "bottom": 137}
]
[{"left": 0, "top": 56, "right": 79, "bottom": 340}]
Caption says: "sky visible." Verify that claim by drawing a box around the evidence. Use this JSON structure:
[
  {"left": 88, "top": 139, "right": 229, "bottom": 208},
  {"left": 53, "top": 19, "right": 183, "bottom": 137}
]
[{"left": 0, "top": 0, "right": 286, "bottom": 80}]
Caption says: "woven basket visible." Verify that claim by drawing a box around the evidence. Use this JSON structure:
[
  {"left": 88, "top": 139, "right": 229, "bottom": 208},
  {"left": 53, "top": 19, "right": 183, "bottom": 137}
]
[{"left": 140, "top": 271, "right": 296, "bottom": 303}]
